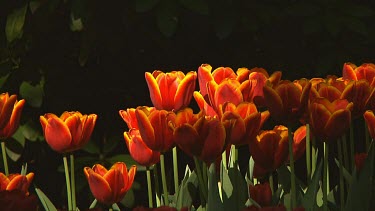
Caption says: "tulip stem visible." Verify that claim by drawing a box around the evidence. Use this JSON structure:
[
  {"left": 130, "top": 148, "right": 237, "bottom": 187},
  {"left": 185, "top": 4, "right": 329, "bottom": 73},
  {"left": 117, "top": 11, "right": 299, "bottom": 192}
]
[
  {"left": 306, "top": 124, "right": 311, "bottom": 183},
  {"left": 323, "top": 142, "right": 329, "bottom": 211},
  {"left": 160, "top": 153, "right": 169, "bottom": 206},
  {"left": 70, "top": 154, "right": 76, "bottom": 211},
  {"left": 146, "top": 167, "right": 153, "bottom": 208},
  {"left": 1, "top": 141, "right": 9, "bottom": 176},
  {"left": 288, "top": 126, "right": 296, "bottom": 209},
  {"left": 337, "top": 138, "right": 345, "bottom": 210},
  {"left": 342, "top": 134, "right": 350, "bottom": 174},
  {"left": 153, "top": 165, "right": 161, "bottom": 207},
  {"left": 311, "top": 137, "right": 316, "bottom": 178},
  {"left": 269, "top": 173, "right": 274, "bottom": 194},
  {"left": 349, "top": 123, "right": 355, "bottom": 172},
  {"left": 364, "top": 119, "right": 370, "bottom": 152},
  {"left": 172, "top": 147, "right": 179, "bottom": 194},
  {"left": 63, "top": 155, "right": 72, "bottom": 211},
  {"left": 222, "top": 150, "right": 227, "bottom": 171},
  {"left": 194, "top": 156, "right": 207, "bottom": 204},
  {"left": 89, "top": 199, "right": 97, "bottom": 209}
]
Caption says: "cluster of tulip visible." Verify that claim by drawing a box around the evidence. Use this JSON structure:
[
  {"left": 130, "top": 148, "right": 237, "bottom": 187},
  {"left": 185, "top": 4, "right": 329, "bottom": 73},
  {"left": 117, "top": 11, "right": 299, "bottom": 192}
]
[{"left": 0, "top": 62, "right": 374, "bottom": 211}]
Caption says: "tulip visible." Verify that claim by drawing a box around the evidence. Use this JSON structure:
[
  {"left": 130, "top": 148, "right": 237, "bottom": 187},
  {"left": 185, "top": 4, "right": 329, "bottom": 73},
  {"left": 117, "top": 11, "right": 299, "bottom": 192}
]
[
  {"left": 0, "top": 93, "right": 25, "bottom": 139},
  {"left": 309, "top": 98, "right": 353, "bottom": 142},
  {"left": 84, "top": 162, "right": 136, "bottom": 205},
  {"left": 0, "top": 172, "right": 34, "bottom": 195},
  {"left": 342, "top": 62, "right": 375, "bottom": 86},
  {"left": 173, "top": 115, "right": 226, "bottom": 164},
  {"left": 364, "top": 110, "right": 375, "bottom": 140},
  {"left": 242, "top": 205, "right": 287, "bottom": 211},
  {"left": 0, "top": 190, "right": 38, "bottom": 211},
  {"left": 249, "top": 182, "right": 272, "bottom": 207},
  {"left": 40, "top": 111, "right": 97, "bottom": 153},
  {"left": 289, "top": 125, "right": 307, "bottom": 162},
  {"left": 145, "top": 70, "right": 197, "bottom": 111},
  {"left": 135, "top": 107, "right": 176, "bottom": 152},
  {"left": 123, "top": 129, "right": 160, "bottom": 167},
  {"left": 249, "top": 126, "right": 289, "bottom": 177},
  {"left": 354, "top": 152, "right": 368, "bottom": 172}
]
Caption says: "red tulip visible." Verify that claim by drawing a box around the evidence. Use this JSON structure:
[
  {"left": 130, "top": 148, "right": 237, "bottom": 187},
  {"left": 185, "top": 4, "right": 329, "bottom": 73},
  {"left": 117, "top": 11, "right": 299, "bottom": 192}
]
[
  {"left": 249, "top": 126, "right": 289, "bottom": 177},
  {"left": 135, "top": 107, "right": 176, "bottom": 152},
  {"left": 84, "top": 162, "right": 136, "bottom": 205},
  {"left": 0, "top": 93, "right": 25, "bottom": 139},
  {"left": 364, "top": 110, "right": 375, "bottom": 140},
  {"left": 249, "top": 182, "right": 272, "bottom": 207},
  {"left": 145, "top": 70, "right": 197, "bottom": 111},
  {"left": 354, "top": 152, "right": 368, "bottom": 172},
  {"left": 342, "top": 62, "right": 375, "bottom": 86},
  {"left": 0, "top": 172, "right": 34, "bottom": 195},
  {"left": 40, "top": 111, "right": 97, "bottom": 153},
  {"left": 289, "top": 125, "right": 307, "bottom": 162},
  {"left": 0, "top": 190, "right": 38, "bottom": 211},
  {"left": 309, "top": 98, "right": 353, "bottom": 142},
  {"left": 242, "top": 205, "right": 287, "bottom": 211},
  {"left": 173, "top": 115, "right": 226, "bottom": 164}
]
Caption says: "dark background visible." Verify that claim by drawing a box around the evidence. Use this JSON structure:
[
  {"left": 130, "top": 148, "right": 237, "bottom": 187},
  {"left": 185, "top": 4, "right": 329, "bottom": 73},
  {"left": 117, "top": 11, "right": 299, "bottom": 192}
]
[{"left": 1, "top": 0, "right": 375, "bottom": 209}]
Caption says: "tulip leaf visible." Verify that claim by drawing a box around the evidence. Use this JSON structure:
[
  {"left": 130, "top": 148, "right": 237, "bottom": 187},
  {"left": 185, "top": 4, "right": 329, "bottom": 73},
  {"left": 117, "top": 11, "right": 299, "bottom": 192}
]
[
  {"left": 175, "top": 165, "right": 198, "bottom": 210},
  {"left": 20, "top": 81, "right": 44, "bottom": 108},
  {"left": 106, "top": 154, "right": 146, "bottom": 171},
  {"left": 221, "top": 166, "right": 247, "bottom": 211},
  {"left": 302, "top": 159, "right": 323, "bottom": 211},
  {"left": 82, "top": 140, "right": 101, "bottom": 154},
  {"left": 344, "top": 142, "right": 375, "bottom": 211},
  {"left": 207, "top": 163, "right": 224, "bottom": 211},
  {"left": 334, "top": 158, "right": 352, "bottom": 183},
  {"left": 35, "top": 187, "right": 58, "bottom": 211},
  {"left": 5, "top": 4, "right": 28, "bottom": 43},
  {"left": 5, "top": 128, "right": 25, "bottom": 161},
  {"left": 20, "top": 119, "right": 44, "bottom": 142}
]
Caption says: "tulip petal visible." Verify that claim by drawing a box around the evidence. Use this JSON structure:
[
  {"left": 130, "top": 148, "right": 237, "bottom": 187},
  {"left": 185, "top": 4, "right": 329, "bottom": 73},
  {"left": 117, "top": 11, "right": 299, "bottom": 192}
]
[
  {"left": 104, "top": 169, "right": 125, "bottom": 203},
  {"left": 324, "top": 109, "right": 351, "bottom": 141},
  {"left": 44, "top": 117, "right": 72, "bottom": 153},
  {"left": 174, "top": 124, "right": 200, "bottom": 157},
  {"left": 125, "top": 165, "right": 137, "bottom": 191},
  {"left": 0, "top": 173, "right": 10, "bottom": 190},
  {"left": 135, "top": 109, "right": 156, "bottom": 150},
  {"left": 145, "top": 72, "right": 163, "bottom": 110},
  {"left": 198, "top": 64, "right": 213, "bottom": 97},
  {"left": 81, "top": 114, "right": 97, "bottom": 143},
  {"left": 263, "top": 85, "right": 283, "bottom": 120},
  {"left": 364, "top": 110, "right": 375, "bottom": 140},
  {"left": 92, "top": 164, "right": 108, "bottom": 176},
  {"left": 65, "top": 115, "right": 83, "bottom": 148},
  {"left": 86, "top": 168, "right": 113, "bottom": 205},
  {"left": 174, "top": 71, "right": 197, "bottom": 111},
  {"left": 200, "top": 118, "right": 225, "bottom": 164},
  {"left": 0, "top": 94, "right": 17, "bottom": 130}
]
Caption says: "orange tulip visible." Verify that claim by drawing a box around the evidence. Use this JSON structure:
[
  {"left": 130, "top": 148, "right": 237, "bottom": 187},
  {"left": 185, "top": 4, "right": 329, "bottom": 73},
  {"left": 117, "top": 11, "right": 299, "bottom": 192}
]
[
  {"left": 173, "top": 115, "right": 226, "bottom": 164},
  {"left": 40, "top": 111, "right": 97, "bottom": 153},
  {"left": 84, "top": 162, "right": 136, "bottom": 205},
  {"left": 342, "top": 62, "right": 375, "bottom": 86},
  {"left": 364, "top": 110, "right": 375, "bottom": 140},
  {"left": 123, "top": 129, "right": 160, "bottom": 167},
  {"left": 249, "top": 182, "right": 272, "bottom": 207},
  {"left": 0, "top": 172, "right": 34, "bottom": 195},
  {"left": 135, "top": 107, "right": 176, "bottom": 152},
  {"left": 289, "top": 125, "right": 307, "bottom": 162},
  {"left": 145, "top": 70, "right": 197, "bottom": 111},
  {"left": 0, "top": 93, "right": 25, "bottom": 139},
  {"left": 309, "top": 98, "right": 353, "bottom": 141},
  {"left": 249, "top": 125, "right": 289, "bottom": 177}
]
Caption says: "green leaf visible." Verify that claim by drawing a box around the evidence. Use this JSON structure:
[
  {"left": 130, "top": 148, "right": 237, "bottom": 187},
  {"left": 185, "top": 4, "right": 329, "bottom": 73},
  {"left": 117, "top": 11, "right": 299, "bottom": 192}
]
[
  {"left": 156, "top": 0, "right": 179, "bottom": 38},
  {"left": 103, "top": 137, "right": 120, "bottom": 154},
  {"left": 81, "top": 140, "right": 101, "bottom": 154},
  {"left": 6, "top": 129, "right": 26, "bottom": 161},
  {"left": 221, "top": 166, "right": 247, "bottom": 211},
  {"left": 302, "top": 159, "right": 323, "bottom": 211},
  {"left": 179, "top": 0, "right": 209, "bottom": 15},
  {"left": 35, "top": 187, "right": 58, "bottom": 211},
  {"left": 175, "top": 166, "right": 198, "bottom": 210},
  {"left": 21, "top": 119, "right": 43, "bottom": 142},
  {"left": 19, "top": 81, "right": 44, "bottom": 108},
  {"left": 29, "top": 0, "right": 42, "bottom": 14},
  {"left": 106, "top": 154, "right": 146, "bottom": 171},
  {"left": 334, "top": 158, "right": 352, "bottom": 183},
  {"left": 5, "top": 4, "right": 28, "bottom": 43},
  {"left": 207, "top": 163, "right": 224, "bottom": 211},
  {"left": 136, "top": 0, "right": 160, "bottom": 12},
  {"left": 344, "top": 142, "right": 375, "bottom": 211}
]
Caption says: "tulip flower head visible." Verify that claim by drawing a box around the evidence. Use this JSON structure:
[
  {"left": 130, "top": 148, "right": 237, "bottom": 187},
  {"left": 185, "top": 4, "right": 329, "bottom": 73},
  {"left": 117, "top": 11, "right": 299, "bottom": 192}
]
[
  {"left": 0, "top": 93, "right": 25, "bottom": 140},
  {"left": 343, "top": 62, "right": 375, "bottom": 86},
  {"left": 249, "top": 182, "right": 272, "bottom": 207},
  {"left": 364, "top": 110, "right": 375, "bottom": 140},
  {"left": 0, "top": 172, "right": 34, "bottom": 196},
  {"left": 84, "top": 162, "right": 136, "bottom": 205},
  {"left": 40, "top": 111, "right": 97, "bottom": 153}
]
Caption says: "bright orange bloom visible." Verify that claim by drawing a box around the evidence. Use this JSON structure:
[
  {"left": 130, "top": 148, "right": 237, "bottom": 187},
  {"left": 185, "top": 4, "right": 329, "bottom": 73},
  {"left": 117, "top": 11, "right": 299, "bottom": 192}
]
[
  {"left": 263, "top": 80, "right": 311, "bottom": 124},
  {"left": 120, "top": 108, "right": 160, "bottom": 167},
  {"left": 145, "top": 70, "right": 197, "bottom": 111},
  {"left": 84, "top": 162, "right": 136, "bottom": 205},
  {"left": 342, "top": 62, "right": 375, "bottom": 86},
  {"left": 249, "top": 126, "right": 289, "bottom": 177},
  {"left": 0, "top": 172, "right": 34, "bottom": 195},
  {"left": 364, "top": 110, "right": 375, "bottom": 140},
  {"left": 309, "top": 98, "right": 353, "bottom": 141},
  {"left": 40, "top": 111, "right": 97, "bottom": 153},
  {"left": 135, "top": 107, "right": 176, "bottom": 152},
  {"left": 173, "top": 115, "right": 226, "bottom": 164},
  {"left": 0, "top": 93, "right": 25, "bottom": 139},
  {"left": 249, "top": 182, "right": 272, "bottom": 207},
  {"left": 219, "top": 102, "right": 269, "bottom": 146}
]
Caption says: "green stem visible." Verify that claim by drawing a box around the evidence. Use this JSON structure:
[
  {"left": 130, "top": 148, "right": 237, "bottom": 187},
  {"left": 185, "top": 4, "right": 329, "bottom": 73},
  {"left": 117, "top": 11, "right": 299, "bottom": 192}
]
[
  {"left": 349, "top": 123, "right": 355, "bottom": 172},
  {"left": 89, "top": 199, "right": 97, "bottom": 209},
  {"left": 288, "top": 126, "right": 296, "bottom": 209},
  {"left": 342, "top": 134, "right": 349, "bottom": 173},
  {"left": 172, "top": 147, "right": 179, "bottom": 194},
  {"left": 146, "top": 167, "right": 153, "bottom": 208},
  {"left": 222, "top": 149, "right": 227, "bottom": 171},
  {"left": 269, "top": 173, "right": 274, "bottom": 194},
  {"left": 338, "top": 138, "right": 345, "bottom": 210},
  {"left": 1, "top": 142, "right": 9, "bottom": 176},
  {"left": 160, "top": 153, "right": 169, "bottom": 206},
  {"left": 323, "top": 142, "right": 329, "bottom": 211},
  {"left": 306, "top": 124, "right": 311, "bottom": 182},
  {"left": 365, "top": 119, "right": 370, "bottom": 152},
  {"left": 202, "top": 162, "right": 208, "bottom": 189},
  {"left": 70, "top": 154, "right": 76, "bottom": 210},
  {"left": 311, "top": 137, "right": 316, "bottom": 178},
  {"left": 194, "top": 156, "right": 207, "bottom": 204},
  {"left": 153, "top": 164, "right": 161, "bottom": 207},
  {"left": 63, "top": 155, "right": 72, "bottom": 211}
]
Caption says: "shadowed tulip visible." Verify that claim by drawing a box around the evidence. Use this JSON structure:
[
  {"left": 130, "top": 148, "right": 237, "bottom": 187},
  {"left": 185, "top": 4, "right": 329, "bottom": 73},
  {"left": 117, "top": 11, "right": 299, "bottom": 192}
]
[
  {"left": 40, "top": 111, "right": 97, "bottom": 153},
  {"left": 145, "top": 70, "right": 197, "bottom": 111},
  {"left": 0, "top": 93, "right": 25, "bottom": 140},
  {"left": 0, "top": 189, "right": 38, "bottom": 211},
  {"left": 343, "top": 62, "right": 375, "bottom": 86},
  {"left": 309, "top": 98, "right": 353, "bottom": 142},
  {"left": 0, "top": 172, "right": 34, "bottom": 195},
  {"left": 249, "top": 182, "right": 272, "bottom": 207},
  {"left": 84, "top": 162, "right": 136, "bottom": 205},
  {"left": 354, "top": 152, "right": 368, "bottom": 172},
  {"left": 288, "top": 125, "right": 307, "bottom": 162},
  {"left": 135, "top": 107, "right": 176, "bottom": 152},
  {"left": 249, "top": 126, "right": 289, "bottom": 177},
  {"left": 172, "top": 115, "right": 226, "bottom": 164},
  {"left": 364, "top": 110, "right": 375, "bottom": 140}
]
